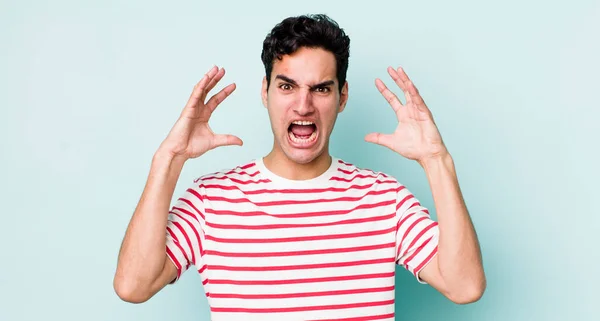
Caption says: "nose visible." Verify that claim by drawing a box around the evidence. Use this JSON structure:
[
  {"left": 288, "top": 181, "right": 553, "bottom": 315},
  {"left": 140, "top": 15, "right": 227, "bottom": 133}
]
[{"left": 293, "top": 88, "right": 315, "bottom": 115}]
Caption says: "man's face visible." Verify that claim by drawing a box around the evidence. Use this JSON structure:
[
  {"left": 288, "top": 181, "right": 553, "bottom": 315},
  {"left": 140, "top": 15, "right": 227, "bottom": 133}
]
[{"left": 261, "top": 47, "right": 348, "bottom": 165}]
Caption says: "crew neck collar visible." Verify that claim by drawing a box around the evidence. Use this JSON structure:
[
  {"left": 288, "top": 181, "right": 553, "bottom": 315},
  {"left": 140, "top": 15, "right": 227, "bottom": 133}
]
[{"left": 254, "top": 156, "right": 341, "bottom": 187}]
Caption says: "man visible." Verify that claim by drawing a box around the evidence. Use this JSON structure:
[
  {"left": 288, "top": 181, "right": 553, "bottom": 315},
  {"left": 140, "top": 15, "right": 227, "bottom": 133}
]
[{"left": 113, "top": 14, "right": 485, "bottom": 320}]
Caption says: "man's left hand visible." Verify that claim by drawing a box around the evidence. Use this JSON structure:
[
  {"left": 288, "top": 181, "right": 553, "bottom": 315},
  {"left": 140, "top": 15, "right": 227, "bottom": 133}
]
[{"left": 365, "top": 66, "right": 448, "bottom": 165}]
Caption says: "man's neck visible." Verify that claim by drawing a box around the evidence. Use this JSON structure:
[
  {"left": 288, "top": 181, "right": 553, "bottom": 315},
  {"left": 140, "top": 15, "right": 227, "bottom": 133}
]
[{"left": 262, "top": 149, "right": 332, "bottom": 181}]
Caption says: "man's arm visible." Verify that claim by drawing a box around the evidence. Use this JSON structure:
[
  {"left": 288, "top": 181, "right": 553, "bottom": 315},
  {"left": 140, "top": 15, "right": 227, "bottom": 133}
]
[
  {"left": 366, "top": 65, "right": 485, "bottom": 304},
  {"left": 113, "top": 152, "right": 183, "bottom": 303},
  {"left": 417, "top": 153, "right": 485, "bottom": 304},
  {"left": 113, "top": 65, "right": 241, "bottom": 303}
]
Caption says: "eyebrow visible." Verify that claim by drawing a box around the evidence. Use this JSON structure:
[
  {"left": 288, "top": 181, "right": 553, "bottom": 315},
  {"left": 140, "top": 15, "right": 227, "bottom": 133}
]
[{"left": 275, "top": 74, "right": 335, "bottom": 89}]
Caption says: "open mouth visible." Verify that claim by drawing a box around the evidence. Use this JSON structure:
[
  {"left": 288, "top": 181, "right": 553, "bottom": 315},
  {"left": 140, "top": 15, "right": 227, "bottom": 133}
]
[{"left": 288, "top": 120, "right": 318, "bottom": 145}]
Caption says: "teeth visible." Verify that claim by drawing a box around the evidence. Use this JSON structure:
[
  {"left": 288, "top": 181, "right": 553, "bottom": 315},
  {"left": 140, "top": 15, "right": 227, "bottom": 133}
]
[
  {"left": 289, "top": 130, "right": 317, "bottom": 144},
  {"left": 292, "top": 120, "right": 314, "bottom": 126}
]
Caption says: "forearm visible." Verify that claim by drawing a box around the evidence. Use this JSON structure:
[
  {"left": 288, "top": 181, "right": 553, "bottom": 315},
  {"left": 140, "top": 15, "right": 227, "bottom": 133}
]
[
  {"left": 420, "top": 153, "right": 485, "bottom": 299},
  {"left": 114, "top": 151, "right": 186, "bottom": 295}
]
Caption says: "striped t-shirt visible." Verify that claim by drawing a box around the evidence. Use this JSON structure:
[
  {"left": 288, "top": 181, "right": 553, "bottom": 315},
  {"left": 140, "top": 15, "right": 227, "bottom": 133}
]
[{"left": 165, "top": 157, "right": 439, "bottom": 321}]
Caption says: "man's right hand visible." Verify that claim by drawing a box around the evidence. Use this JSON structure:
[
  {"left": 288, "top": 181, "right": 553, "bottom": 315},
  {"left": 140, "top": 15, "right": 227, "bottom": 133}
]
[
  {"left": 157, "top": 65, "right": 243, "bottom": 161},
  {"left": 115, "top": 66, "right": 243, "bottom": 303}
]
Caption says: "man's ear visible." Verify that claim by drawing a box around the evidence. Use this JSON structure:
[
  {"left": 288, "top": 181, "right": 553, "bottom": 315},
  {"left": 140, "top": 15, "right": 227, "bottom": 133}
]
[
  {"left": 261, "top": 76, "right": 268, "bottom": 108},
  {"left": 338, "top": 81, "right": 349, "bottom": 113}
]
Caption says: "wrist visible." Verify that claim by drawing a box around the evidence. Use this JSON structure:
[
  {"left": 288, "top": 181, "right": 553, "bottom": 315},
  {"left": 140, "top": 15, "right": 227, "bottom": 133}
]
[
  {"left": 152, "top": 150, "right": 187, "bottom": 171},
  {"left": 418, "top": 151, "right": 453, "bottom": 172}
]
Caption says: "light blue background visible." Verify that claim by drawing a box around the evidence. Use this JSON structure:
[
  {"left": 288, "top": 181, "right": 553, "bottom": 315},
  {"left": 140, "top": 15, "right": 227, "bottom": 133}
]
[{"left": 1, "top": 0, "right": 598, "bottom": 320}]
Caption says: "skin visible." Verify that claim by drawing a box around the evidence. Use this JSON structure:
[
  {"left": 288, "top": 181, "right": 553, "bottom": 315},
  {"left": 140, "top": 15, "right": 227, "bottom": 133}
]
[
  {"left": 261, "top": 47, "right": 348, "bottom": 180},
  {"left": 113, "top": 47, "right": 486, "bottom": 305},
  {"left": 113, "top": 66, "right": 240, "bottom": 303},
  {"left": 367, "top": 66, "right": 486, "bottom": 304}
]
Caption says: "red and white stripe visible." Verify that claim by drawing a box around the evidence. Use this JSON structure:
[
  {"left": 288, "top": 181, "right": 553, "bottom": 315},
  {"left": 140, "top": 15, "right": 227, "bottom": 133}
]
[{"left": 166, "top": 158, "right": 439, "bottom": 320}]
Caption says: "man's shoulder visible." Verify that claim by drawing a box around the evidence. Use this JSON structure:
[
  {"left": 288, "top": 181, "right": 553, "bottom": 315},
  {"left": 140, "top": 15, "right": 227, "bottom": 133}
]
[
  {"left": 334, "top": 158, "right": 401, "bottom": 184},
  {"left": 192, "top": 159, "right": 260, "bottom": 184}
]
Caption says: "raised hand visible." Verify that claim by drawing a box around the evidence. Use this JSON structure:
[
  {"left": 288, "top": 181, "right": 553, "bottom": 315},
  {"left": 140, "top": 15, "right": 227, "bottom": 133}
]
[
  {"left": 157, "top": 66, "right": 242, "bottom": 161},
  {"left": 365, "top": 66, "right": 448, "bottom": 164}
]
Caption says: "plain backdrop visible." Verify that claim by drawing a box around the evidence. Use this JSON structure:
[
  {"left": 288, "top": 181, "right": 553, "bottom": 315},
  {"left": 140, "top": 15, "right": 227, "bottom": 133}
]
[{"left": 1, "top": 0, "right": 598, "bottom": 320}]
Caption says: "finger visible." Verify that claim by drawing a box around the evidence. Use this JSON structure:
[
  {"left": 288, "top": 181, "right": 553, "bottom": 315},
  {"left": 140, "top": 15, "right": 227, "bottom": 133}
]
[
  {"left": 203, "top": 67, "right": 226, "bottom": 102},
  {"left": 387, "top": 66, "right": 409, "bottom": 92},
  {"left": 200, "top": 66, "right": 221, "bottom": 103},
  {"left": 405, "top": 79, "right": 428, "bottom": 111},
  {"left": 388, "top": 67, "right": 413, "bottom": 106},
  {"left": 398, "top": 67, "right": 431, "bottom": 114},
  {"left": 212, "top": 134, "right": 243, "bottom": 148},
  {"left": 364, "top": 132, "right": 394, "bottom": 150},
  {"left": 375, "top": 78, "right": 403, "bottom": 112},
  {"left": 396, "top": 66, "right": 411, "bottom": 84},
  {"left": 205, "top": 83, "right": 236, "bottom": 112},
  {"left": 186, "top": 73, "right": 211, "bottom": 109}
]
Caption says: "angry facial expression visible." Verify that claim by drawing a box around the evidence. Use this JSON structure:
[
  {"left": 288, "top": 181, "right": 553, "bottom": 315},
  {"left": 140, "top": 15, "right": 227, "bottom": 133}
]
[{"left": 261, "top": 47, "right": 348, "bottom": 165}]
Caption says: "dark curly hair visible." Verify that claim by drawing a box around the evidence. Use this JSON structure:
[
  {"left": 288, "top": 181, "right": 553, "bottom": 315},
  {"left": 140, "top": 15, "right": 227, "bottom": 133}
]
[{"left": 261, "top": 14, "right": 350, "bottom": 92}]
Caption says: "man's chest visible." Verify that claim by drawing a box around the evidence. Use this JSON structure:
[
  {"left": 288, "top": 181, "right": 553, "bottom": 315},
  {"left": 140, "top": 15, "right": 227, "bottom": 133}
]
[
  {"left": 197, "top": 188, "right": 399, "bottom": 318},
  {"left": 201, "top": 190, "right": 398, "bottom": 278}
]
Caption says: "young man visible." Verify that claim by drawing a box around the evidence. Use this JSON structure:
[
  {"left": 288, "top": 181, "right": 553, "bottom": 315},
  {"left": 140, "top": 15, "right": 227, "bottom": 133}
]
[{"left": 114, "top": 14, "right": 486, "bottom": 320}]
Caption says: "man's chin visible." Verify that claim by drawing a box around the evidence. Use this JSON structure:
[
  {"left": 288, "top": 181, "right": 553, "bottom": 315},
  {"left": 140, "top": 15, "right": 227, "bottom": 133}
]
[{"left": 283, "top": 146, "right": 325, "bottom": 165}]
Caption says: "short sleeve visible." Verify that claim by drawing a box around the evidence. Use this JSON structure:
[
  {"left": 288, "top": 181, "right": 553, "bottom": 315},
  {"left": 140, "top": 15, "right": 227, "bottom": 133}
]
[
  {"left": 394, "top": 182, "right": 439, "bottom": 284},
  {"left": 165, "top": 178, "right": 207, "bottom": 284}
]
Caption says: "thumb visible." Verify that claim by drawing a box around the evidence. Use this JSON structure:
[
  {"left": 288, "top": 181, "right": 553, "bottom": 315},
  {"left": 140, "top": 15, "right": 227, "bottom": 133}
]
[
  {"left": 212, "top": 134, "right": 243, "bottom": 149},
  {"left": 364, "top": 132, "right": 394, "bottom": 149}
]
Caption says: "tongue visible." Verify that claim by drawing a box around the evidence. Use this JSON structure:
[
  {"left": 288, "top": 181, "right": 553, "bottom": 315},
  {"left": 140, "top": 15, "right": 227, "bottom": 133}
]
[{"left": 290, "top": 124, "right": 315, "bottom": 136}]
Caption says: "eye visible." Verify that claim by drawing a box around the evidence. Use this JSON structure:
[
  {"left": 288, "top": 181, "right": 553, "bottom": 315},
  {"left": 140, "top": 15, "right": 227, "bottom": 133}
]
[
  {"left": 279, "top": 83, "right": 293, "bottom": 91},
  {"left": 314, "top": 86, "right": 331, "bottom": 93}
]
